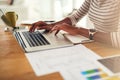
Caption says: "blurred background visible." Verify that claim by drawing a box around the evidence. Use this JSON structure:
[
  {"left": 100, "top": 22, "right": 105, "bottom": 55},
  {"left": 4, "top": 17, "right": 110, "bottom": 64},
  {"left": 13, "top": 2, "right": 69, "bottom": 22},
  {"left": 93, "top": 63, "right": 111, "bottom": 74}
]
[{"left": 0, "top": 0, "right": 91, "bottom": 28}]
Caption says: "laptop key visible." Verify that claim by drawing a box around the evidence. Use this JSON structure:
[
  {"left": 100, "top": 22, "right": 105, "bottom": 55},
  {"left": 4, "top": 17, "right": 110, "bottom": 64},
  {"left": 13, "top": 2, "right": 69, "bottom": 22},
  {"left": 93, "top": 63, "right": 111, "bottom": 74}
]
[
  {"left": 33, "top": 33, "right": 44, "bottom": 45},
  {"left": 29, "top": 32, "right": 40, "bottom": 46},
  {"left": 22, "top": 31, "right": 50, "bottom": 47},
  {"left": 36, "top": 31, "right": 50, "bottom": 45},
  {"left": 22, "top": 32, "right": 34, "bottom": 47}
]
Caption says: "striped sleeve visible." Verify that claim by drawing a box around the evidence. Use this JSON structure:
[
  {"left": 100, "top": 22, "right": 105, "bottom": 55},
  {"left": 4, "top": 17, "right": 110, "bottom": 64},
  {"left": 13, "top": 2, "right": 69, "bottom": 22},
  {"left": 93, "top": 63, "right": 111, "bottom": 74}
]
[
  {"left": 88, "top": 0, "right": 120, "bottom": 32},
  {"left": 68, "top": 0, "right": 91, "bottom": 25}
]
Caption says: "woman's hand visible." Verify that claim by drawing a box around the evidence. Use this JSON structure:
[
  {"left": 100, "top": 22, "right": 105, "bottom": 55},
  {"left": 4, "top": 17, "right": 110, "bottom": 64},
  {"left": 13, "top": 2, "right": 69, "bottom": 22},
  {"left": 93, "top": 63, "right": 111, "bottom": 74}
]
[
  {"left": 29, "top": 21, "right": 54, "bottom": 32},
  {"left": 51, "top": 23, "right": 80, "bottom": 35}
]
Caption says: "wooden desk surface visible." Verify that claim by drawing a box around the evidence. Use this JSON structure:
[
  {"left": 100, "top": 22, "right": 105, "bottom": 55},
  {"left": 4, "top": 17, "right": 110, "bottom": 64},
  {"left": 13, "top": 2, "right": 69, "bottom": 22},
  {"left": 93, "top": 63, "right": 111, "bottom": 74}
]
[{"left": 0, "top": 27, "right": 120, "bottom": 80}]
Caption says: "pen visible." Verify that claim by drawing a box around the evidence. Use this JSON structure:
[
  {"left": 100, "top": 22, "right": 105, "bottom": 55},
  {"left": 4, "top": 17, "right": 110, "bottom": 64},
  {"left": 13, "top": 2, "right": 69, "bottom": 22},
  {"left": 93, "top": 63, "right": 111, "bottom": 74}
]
[{"left": 44, "top": 21, "right": 55, "bottom": 23}]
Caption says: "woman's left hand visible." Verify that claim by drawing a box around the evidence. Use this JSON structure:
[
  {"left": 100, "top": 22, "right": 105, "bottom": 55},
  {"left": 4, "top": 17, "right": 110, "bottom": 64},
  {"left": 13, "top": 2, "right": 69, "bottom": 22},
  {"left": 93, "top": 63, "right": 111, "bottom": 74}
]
[{"left": 50, "top": 23, "right": 79, "bottom": 35}]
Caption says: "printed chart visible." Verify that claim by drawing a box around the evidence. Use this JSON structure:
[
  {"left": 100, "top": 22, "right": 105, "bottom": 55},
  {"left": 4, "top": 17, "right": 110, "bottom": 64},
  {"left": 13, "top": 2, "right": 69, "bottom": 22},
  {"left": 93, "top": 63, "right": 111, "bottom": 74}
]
[{"left": 25, "top": 44, "right": 114, "bottom": 80}]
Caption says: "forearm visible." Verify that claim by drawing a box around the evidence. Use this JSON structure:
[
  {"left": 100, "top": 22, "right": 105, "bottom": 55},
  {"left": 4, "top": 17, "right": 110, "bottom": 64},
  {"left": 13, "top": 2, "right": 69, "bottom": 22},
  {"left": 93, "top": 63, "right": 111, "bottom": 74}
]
[
  {"left": 77, "top": 27, "right": 89, "bottom": 38},
  {"left": 77, "top": 28, "right": 112, "bottom": 45}
]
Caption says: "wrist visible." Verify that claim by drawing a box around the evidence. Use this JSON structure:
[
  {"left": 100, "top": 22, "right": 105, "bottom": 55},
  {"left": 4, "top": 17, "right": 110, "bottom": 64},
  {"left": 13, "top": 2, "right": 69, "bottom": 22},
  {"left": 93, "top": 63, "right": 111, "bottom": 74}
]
[{"left": 89, "top": 29, "right": 96, "bottom": 40}]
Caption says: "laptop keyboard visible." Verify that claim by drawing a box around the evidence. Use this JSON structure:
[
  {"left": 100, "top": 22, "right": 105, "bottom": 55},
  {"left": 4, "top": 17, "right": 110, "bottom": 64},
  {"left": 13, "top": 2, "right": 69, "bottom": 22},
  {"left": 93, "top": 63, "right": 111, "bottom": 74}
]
[{"left": 22, "top": 31, "right": 50, "bottom": 47}]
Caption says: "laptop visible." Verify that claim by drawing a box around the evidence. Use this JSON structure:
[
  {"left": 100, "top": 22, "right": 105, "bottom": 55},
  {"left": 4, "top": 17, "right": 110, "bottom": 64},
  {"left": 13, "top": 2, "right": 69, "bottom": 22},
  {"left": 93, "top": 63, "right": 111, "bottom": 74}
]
[{"left": 13, "top": 29, "right": 73, "bottom": 53}]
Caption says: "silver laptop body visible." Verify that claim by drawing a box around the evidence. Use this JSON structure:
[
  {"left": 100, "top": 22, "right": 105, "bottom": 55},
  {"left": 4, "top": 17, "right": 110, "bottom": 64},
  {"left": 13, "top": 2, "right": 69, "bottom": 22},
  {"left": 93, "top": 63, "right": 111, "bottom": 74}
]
[{"left": 14, "top": 30, "right": 73, "bottom": 53}]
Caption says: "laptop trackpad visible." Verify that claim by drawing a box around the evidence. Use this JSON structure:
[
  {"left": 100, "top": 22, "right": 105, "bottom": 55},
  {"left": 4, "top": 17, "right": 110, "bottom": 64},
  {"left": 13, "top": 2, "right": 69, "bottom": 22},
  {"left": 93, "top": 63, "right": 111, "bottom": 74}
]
[{"left": 42, "top": 31, "right": 72, "bottom": 45}]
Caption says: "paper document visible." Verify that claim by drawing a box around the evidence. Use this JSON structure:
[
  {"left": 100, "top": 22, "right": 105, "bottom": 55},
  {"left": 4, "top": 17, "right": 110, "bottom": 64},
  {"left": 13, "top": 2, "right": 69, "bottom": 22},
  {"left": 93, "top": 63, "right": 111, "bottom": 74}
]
[{"left": 25, "top": 44, "right": 113, "bottom": 80}]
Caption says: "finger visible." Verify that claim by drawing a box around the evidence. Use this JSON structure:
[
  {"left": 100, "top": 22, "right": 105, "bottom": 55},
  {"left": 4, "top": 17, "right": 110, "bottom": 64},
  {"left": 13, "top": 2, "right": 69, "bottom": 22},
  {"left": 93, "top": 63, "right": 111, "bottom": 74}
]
[
  {"left": 49, "top": 28, "right": 54, "bottom": 33},
  {"left": 29, "top": 24, "right": 36, "bottom": 32},
  {"left": 29, "top": 25, "right": 34, "bottom": 32},
  {"left": 32, "top": 24, "right": 38, "bottom": 32},
  {"left": 49, "top": 26, "right": 57, "bottom": 33},
  {"left": 55, "top": 30, "right": 60, "bottom": 36},
  {"left": 29, "top": 21, "right": 48, "bottom": 32}
]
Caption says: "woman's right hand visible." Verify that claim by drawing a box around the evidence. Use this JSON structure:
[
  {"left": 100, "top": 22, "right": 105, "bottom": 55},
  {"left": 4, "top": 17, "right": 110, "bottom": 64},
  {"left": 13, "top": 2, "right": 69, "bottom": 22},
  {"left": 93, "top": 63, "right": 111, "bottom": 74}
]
[{"left": 29, "top": 21, "right": 53, "bottom": 32}]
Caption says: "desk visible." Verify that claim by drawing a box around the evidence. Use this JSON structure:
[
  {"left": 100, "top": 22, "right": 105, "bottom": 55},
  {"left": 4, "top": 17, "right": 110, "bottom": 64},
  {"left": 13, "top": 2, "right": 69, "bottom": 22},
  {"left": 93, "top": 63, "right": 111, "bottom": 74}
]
[{"left": 0, "top": 26, "right": 120, "bottom": 80}]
